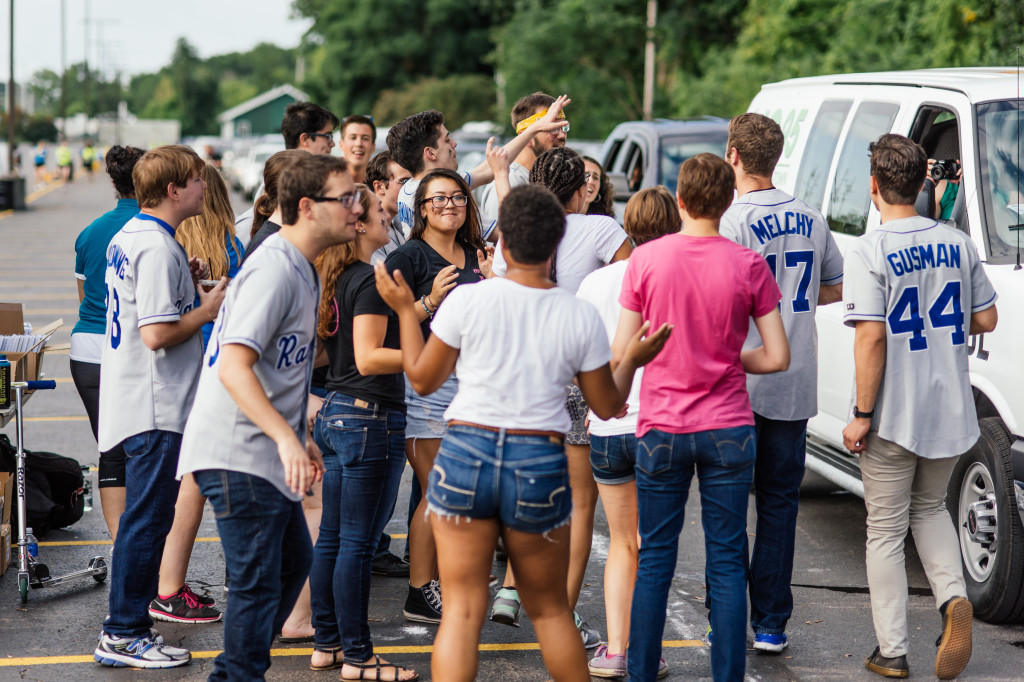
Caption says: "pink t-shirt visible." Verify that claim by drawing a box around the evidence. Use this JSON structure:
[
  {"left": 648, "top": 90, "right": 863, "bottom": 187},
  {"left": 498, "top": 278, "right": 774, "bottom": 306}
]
[{"left": 619, "top": 234, "right": 781, "bottom": 436}]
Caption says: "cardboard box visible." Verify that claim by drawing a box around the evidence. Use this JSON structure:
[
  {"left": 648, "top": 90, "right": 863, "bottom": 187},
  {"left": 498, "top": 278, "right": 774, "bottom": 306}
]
[
  {"left": 0, "top": 523, "right": 10, "bottom": 576},
  {"left": 0, "top": 302, "right": 62, "bottom": 382},
  {"left": 0, "top": 471, "right": 12, "bottom": 525}
]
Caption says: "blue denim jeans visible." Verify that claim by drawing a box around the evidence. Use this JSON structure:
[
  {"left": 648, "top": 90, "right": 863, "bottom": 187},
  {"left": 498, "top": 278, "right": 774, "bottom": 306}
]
[
  {"left": 195, "top": 469, "right": 312, "bottom": 681},
  {"left": 309, "top": 393, "right": 407, "bottom": 661},
  {"left": 627, "top": 426, "right": 755, "bottom": 682},
  {"left": 427, "top": 424, "right": 571, "bottom": 534},
  {"left": 104, "top": 430, "right": 182, "bottom": 637},
  {"left": 590, "top": 433, "right": 638, "bottom": 484},
  {"left": 749, "top": 414, "right": 807, "bottom": 635}
]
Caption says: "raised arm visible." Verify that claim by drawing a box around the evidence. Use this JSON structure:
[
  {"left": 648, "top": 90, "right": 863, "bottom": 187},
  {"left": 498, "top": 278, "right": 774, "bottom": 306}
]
[{"left": 468, "top": 95, "right": 571, "bottom": 188}]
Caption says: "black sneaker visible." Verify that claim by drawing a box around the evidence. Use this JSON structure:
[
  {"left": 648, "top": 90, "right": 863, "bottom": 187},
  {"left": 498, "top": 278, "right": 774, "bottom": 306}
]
[
  {"left": 935, "top": 596, "right": 972, "bottom": 679},
  {"left": 403, "top": 580, "right": 442, "bottom": 624},
  {"left": 865, "top": 646, "right": 909, "bottom": 678},
  {"left": 372, "top": 551, "right": 410, "bottom": 577},
  {"left": 148, "top": 586, "right": 223, "bottom": 623},
  {"left": 180, "top": 584, "right": 216, "bottom": 606}
]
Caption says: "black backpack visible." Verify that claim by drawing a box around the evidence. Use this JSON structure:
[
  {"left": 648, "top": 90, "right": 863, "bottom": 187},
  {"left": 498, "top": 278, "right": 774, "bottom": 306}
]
[{"left": 0, "top": 434, "right": 85, "bottom": 536}]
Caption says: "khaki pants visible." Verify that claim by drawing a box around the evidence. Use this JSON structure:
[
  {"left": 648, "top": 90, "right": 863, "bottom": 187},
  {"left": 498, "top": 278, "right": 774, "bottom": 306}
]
[{"left": 860, "top": 432, "right": 966, "bottom": 657}]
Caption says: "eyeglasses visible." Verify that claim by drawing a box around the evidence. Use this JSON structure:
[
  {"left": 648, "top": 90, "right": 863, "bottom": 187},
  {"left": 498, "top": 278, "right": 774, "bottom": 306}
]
[
  {"left": 422, "top": 194, "right": 469, "bottom": 209},
  {"left": 310, "top": 190, "right": 361, "bottom": 208},
  {"left": 307, "top": 132, "right": 335, "bottom": 143},
  {"left": 584, "top": 172, "right": 599, "bottom": 182}
]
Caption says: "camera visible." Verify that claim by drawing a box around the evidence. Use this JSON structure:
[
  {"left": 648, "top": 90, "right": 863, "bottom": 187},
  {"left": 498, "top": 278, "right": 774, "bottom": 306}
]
[{"left": 931, "top": 159, "right": 961, "bottom": 182}]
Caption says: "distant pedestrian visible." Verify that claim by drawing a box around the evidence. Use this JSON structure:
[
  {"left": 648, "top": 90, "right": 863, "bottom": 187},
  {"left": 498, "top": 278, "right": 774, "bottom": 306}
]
[
  {"left": 340, "top": 114, "right": 376, "bottom": 184},
  {"left": 81, "top": 140, "right": 97, "bottom": 180},
  {"left": 56, "top": 139, "right": 73, "bottom": 181},
  {"left": 842, "top": 134, "right": 997, "bottom": 680},
  {"left": 33, "top": 141, "right": 47, "bottom": 187}
]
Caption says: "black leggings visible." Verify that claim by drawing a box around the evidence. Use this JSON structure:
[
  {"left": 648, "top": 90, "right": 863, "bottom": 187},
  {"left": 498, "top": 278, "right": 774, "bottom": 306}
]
[{"left": 69, "top": 359, "right": 126, "bottom": 488}]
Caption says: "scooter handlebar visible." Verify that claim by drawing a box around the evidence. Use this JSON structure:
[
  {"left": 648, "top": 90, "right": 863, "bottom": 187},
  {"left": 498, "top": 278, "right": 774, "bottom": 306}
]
[{"left": 14, "top": 380, "right": 57, "bottom": 391}]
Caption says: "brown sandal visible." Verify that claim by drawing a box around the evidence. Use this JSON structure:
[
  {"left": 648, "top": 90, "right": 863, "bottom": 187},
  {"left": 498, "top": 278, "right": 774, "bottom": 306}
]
[
  {"left": 309, "top": 646, "right": 344, "bottom": 671},
  {"left": 341, "top": 654, "right": 419, "bottom": 681}
]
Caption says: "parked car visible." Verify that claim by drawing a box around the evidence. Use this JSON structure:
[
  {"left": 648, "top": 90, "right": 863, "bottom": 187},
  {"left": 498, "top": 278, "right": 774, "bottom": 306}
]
[
  {"left": 749, "top": 67, "right": 1024, "bottom": 623},
  {"left": 598, "top": 118, "right": 730, "bottom": 220}
]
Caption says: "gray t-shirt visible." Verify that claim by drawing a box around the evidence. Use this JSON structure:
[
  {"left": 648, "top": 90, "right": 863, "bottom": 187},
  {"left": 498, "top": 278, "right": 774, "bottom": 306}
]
[
  {"left": 476, "top": 161, "right": 530, "bottom": 240},
  {"left": 177, "top": 233, "right": 320, "bottom": 501},
  {"left": 720, "top": 188, "right": 843, "bottom": 421},
  {"left": 842, "top": 216, "right": 996, "bottom": 458},
  {"left": 371, "top": 215, "right": 408, "bottom": 265},
  {"left": 98, "top": 214, "right": 204, "bottom": 451}
]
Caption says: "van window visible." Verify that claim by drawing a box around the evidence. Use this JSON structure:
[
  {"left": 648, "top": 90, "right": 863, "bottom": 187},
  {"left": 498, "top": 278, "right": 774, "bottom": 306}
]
[
  {"left": 828, "top": 101, "right": 900, "bottom": 235},
  {"left": 659, "top": 133, "right": 729, "bottom": 195},
  {"left": 603, "top": 139, "right": 624, "bottom": 172},
  {"left": 624, "top": 143, "right": 645, "bottom": 192},
  {"left": 976, "top": 100, "right": 1024, "bottom": 263},
  {"left": 794, "top": 100, "right": 851, "bottom": 210}
]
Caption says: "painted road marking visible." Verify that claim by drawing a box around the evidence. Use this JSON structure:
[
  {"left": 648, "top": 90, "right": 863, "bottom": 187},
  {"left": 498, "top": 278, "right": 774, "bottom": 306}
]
[
  {"left": 0, "top": 640, "right": 706, "bottom": 666},
  {"left": 39, "top": 534, "right": 409, "bottom": 547},
  {"left": 24, "top": 416, "right": 89, "bottom": 422}
]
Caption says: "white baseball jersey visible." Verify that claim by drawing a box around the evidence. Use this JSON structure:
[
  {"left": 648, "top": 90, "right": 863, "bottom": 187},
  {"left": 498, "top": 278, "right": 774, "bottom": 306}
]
[
  {"left": 177, "top": 233, "right": 320, "bottom": 501},
  {"left": 843, "top": 216, "right": 996, "bottom": 458},
  {"left": 98, "top": 214, "right": 204, "bottom": 451},
  {"left": 720, "top": 188, "right": 844, "bottom": 421}
]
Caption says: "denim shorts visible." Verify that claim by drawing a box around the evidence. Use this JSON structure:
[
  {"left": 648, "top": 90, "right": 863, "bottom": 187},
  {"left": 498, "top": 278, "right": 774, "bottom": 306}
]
[
  {"left": 426, "top": 424, "right": 572, "bottom": 534},
  {"left": 590, "top": 433, "right": 638, "bottom": 485},
  {"left": 405, "top": 374, "right": 457, "bottom": 440}
]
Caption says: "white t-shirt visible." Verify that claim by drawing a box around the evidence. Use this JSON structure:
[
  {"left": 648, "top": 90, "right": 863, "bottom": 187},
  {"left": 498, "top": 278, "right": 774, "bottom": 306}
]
[
  {"left": 493, "top": 213, "right": 627, "bottom": 294},
  {"left": 576, "top": 261, "right": 640, "bottom": 437},
  {"left": 98, "top": 214, "right": 204, "bottom": 451},
  {"left": 431, "top": 277, "right": 610, "bottom": 433},
  {"left": 178, "top": 233, "right": 320, "bottom": 501}
]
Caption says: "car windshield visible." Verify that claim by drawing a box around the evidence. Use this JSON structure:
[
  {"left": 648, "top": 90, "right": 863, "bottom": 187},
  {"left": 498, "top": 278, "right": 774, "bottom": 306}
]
[
  {"left": 976, "top": 100, "right": 1024, "bottom": 263},
  {"left": 659, "top": 132, "right": 729, "bottom": 194}
]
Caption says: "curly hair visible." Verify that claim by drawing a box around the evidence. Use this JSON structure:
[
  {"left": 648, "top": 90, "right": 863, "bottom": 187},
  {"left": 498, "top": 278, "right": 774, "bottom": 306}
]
[
  {"left": 499, "top": 185, "right": 565, "bottom": 264},
  {"left": 315, "top": 185, "right": 374, "bottom": 340},
  {"left": 530, "top": 147, "right": 585, "bottom": 207},
  {"left": 176, "top": 163, "right": 239, "bottom": 280},
  {"left": 386, "top": 110, "right": 445, "bottom": 176},
  {"left": 410, "top": 169, "right": 486, "bottom": 252},
  {"left": 104, "top": 145, "right": 145, "bottom": 199},
  {"left": 583, "top": 155, "right": 615, "bottom": 217},
  {"left": 253, "top": 150, "right": 308, "bottom": 238}
]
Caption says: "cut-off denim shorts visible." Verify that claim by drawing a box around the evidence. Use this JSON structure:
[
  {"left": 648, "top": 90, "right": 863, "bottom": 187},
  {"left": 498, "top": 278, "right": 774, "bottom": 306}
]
[
  {"left": 405, "top": 374, "right": 457, "bottom": 440},
  {"left": 426, "top": 424, "right": 572, "bottom": 534},
  {"left": 589, "top": 432, "right": 638, "bottom": 485}
]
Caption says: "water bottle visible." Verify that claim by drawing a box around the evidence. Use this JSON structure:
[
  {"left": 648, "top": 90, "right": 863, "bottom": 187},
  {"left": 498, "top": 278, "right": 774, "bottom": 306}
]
[
  {"left": 0, "top": 354, "right": 10, "bottom": 410},
  {"left": 25, "top": 528, "right": 38, "bottom": 558}
]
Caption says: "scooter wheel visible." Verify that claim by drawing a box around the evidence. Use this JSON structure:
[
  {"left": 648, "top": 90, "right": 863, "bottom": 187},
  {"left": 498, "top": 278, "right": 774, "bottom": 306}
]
[
  {"left": 19, "top": 575, "right": 28, "bottom": 603},
  {"left": 89, "top": 556, "right": 108, "bottom": 583}
]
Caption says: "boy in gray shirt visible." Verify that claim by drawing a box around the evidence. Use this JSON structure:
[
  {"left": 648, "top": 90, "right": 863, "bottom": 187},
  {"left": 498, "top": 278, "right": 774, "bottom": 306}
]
[
  {"left": 177, "top": 154, "right": 359, "bottom": 680},
  {"left": 94, "top": 145, "right": 227, "bottom": 669},
  {"left": 843, "top": 134, "right": 997, "bottom": 680}
]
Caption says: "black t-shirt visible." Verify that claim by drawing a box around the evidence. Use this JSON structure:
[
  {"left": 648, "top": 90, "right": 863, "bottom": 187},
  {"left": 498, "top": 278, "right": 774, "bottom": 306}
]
[
  {"left": 242, "top": 220, "right": 281, "bottom": 264},
  {"left": 383, "top": 239, "right": 485, "bottom": 339},
  {"left": 323, "top": 262, "right": 405, "bottom": 409}
]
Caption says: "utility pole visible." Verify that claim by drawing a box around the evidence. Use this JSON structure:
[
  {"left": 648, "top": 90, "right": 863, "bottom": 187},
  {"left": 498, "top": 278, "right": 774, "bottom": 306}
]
[
  {"left": 83, "top": 0, "right": 90, "bottom": 118},
  {"left": 59, "top": 0, "right": 66, "bottom": 139},
  {"left": 642, "top": 0, "right": 656, "bottom": 121},
  {"left": 7, "top": 0, "right": 15, "bottom": 175}
]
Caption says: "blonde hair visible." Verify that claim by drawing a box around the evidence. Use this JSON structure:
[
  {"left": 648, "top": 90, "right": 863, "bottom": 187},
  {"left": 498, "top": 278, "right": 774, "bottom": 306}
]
[
  {"left": 314, "top": 184, "right": 374, "bottom": 340},
  {"left": 133, "top": 145, "right": 204, "bottom": 209},
  {"left": 176, "top": 163, "right": 240, "bottom": 280}
]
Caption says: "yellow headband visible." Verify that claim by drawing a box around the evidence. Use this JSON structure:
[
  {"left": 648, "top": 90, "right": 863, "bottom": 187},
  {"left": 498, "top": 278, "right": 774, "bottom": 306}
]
[{"left": 515, "top": 108, "right": 568, "bottom": 135}]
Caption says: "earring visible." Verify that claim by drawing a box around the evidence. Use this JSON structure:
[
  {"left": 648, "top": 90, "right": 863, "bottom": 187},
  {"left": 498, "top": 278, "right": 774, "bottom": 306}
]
[{"left": 356, "top": 228, "right": 366, "bottom": 234}]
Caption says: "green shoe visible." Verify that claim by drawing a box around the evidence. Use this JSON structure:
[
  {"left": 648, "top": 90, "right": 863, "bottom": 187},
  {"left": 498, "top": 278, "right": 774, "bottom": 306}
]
[{"left": 490, "top": 587, "right": 521, "bottom": 627}]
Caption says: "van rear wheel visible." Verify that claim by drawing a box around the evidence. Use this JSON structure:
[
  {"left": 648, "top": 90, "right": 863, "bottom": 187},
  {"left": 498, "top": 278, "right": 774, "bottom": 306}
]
[{"left": 947, "top": 417, "right": 1024, "bottom": 623}]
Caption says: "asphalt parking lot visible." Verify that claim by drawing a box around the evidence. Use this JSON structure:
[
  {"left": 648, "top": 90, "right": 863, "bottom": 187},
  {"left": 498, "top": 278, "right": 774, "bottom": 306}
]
[{"left": 1, "top": 179, "right": 1022, "bottom": 681}]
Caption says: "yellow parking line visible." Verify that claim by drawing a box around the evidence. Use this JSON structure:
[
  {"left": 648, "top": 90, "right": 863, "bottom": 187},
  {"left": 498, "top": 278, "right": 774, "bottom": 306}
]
[
  {"left": 0, "top": 640, "right": 707, "bottom": 666},
  {"left": 23, "top": 416, "right": 88, "bottom": 422},
  {"left": 39, "top": 533, "right": 408, "bottom": 547}
]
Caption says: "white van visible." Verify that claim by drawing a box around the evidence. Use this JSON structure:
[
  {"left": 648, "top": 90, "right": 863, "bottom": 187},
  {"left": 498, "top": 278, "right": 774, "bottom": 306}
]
[{"left": 748, "top": 68, "right": 1024, "bottom": 623}]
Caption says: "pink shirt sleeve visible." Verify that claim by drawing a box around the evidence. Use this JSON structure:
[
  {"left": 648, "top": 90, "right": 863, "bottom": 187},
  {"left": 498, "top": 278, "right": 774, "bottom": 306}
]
[
  {"left": 618, "top": 254, "right": 642, "bottom": 312},
  {"left": 749, "top": 253, "right": 782, "bottom": 318}
]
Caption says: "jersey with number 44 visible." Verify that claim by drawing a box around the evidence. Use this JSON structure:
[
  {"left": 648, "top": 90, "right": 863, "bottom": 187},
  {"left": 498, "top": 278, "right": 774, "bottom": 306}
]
[
  {"left": 720, "top": 188, "right": 843, "bottom": 421},
  {"left": 97, "top": 214, "right": 203, "bottom": 452},
  {"left": 843, "top": 216, "right": 997, "bottom": 458}
]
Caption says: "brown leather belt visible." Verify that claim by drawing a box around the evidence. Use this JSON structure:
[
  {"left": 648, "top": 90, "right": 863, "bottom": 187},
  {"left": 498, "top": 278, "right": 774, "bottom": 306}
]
[{"left": 448, "top": 420, "right": 564, "bottom": 441}]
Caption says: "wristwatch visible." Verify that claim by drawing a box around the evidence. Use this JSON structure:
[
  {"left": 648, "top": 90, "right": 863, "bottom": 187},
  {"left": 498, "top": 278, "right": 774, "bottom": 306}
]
[{"left": 853, "top": 406, "right": 874, "bottom": 419}]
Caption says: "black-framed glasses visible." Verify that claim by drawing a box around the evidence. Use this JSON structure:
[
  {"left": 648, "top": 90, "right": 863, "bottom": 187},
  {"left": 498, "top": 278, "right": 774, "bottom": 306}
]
[
  {"left": 422, "top": 194, "right": 469, "bottom": 209},
  {"left": 307, "top": 132, "right": 335, "bottom": 143},
  {"left": 310, "top": 190, "right": 361, "bottom": 208}
]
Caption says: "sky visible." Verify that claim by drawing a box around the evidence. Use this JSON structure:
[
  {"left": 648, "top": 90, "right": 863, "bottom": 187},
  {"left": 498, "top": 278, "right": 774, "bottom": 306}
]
[{"left": 0, "top": 0, "right": 314, "bottom": 82}]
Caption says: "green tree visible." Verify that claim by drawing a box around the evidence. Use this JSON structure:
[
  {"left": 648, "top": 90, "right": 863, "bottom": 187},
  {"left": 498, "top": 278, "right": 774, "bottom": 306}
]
[{"left": 373, "top": 74, "right": 495, "bottom": 127}]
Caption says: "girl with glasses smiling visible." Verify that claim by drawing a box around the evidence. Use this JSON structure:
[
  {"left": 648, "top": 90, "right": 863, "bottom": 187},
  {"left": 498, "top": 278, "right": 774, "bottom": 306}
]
[{"left": 382, "top": 168, "right": 494, "bottom": 624}]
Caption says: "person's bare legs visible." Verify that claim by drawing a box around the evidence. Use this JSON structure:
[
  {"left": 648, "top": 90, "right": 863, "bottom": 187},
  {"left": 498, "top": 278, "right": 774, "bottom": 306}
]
[
  {"left": 506, "top": 524, "right": 590, "bottom": 682},
  {"left": 597, "top": 480, "right": 639, "bottom": 655},
  {"left": 156, "top": 474, "right": 205, "bottom": 597},
  {"left": 281, "top": 479, "right": 321, "bottom": 640},
  {"left": 99, "top": 486, "right": 125, "bottom": 541},
  {"left": 566, "top": 443, "right": 598, "bottom": 609},
  {"left": 430, "top": 514, "right": 501, "bottom": 682},
  {"left": 407, "top": 438, "right": 441, "bottom": 588}
]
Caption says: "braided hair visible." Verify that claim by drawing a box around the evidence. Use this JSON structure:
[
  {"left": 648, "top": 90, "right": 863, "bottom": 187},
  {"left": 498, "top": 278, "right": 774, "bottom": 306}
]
[{"left": 529, "top": 147, "right": 585, "bottom": 207}]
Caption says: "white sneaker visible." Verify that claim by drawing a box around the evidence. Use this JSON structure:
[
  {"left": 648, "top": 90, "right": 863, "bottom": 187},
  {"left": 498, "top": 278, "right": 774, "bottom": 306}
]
[{"left": 94, "top": 632, "right": 191, "bottom": 668}]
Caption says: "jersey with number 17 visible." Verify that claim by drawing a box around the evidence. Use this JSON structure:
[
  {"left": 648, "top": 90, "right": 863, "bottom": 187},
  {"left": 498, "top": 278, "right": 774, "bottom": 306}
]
[
  {"left": 719, "top": 188, "right": 844, "bottom": 421},
  {"left": 843, "top": 216, "right": 997, "bottom": 458},
  {"left": 97, "top": 214, "right": 203, "bottom": 452}
]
